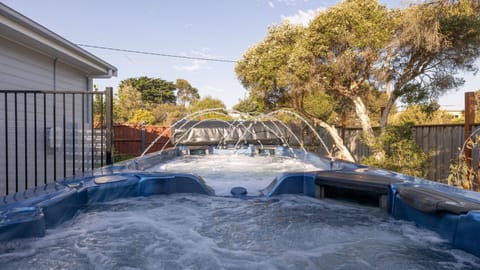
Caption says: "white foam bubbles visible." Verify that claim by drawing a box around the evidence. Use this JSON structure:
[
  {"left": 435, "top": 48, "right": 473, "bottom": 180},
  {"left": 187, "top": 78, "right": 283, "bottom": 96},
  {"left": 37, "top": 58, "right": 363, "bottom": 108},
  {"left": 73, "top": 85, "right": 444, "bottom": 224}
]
[
  {"left": 1, "top": 194, "right": 479, "bottom": 269},
  {"left": 151, "top": 154, "right": 320, "bottom": 196}
]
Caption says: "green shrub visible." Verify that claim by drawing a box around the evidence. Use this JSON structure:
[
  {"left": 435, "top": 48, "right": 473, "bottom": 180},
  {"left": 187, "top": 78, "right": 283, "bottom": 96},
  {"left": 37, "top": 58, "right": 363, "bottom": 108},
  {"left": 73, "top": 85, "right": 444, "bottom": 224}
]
[
  {"left": 128, "top": 109, "right": 156, "bottom": 125},
  {"left": 362, "top": 123, "right": 430, "bottom": 177},
  {"left": 447, "top": 134, "right": 479, "bottom": 191}
]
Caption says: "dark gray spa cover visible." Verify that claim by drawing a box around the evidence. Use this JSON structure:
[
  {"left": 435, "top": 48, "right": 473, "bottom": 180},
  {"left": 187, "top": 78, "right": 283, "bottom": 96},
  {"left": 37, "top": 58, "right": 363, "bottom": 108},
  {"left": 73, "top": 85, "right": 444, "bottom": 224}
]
[{"left": 172, "top": 120, "right": 297, "bottom": 146}]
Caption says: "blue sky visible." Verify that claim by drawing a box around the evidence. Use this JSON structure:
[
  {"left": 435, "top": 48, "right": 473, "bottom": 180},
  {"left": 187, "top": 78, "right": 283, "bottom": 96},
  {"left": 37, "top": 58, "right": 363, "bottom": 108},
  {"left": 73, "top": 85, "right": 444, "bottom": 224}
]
[{"left": 3, "top": 0, "right": 477, "bottom": 109}]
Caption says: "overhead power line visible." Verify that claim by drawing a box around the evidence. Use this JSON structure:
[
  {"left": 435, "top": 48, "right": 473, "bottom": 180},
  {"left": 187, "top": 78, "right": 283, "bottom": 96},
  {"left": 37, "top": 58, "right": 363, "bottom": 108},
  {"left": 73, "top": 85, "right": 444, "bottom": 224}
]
[{"left": 77, "top": 44, "right": 237, "bottom": 63}]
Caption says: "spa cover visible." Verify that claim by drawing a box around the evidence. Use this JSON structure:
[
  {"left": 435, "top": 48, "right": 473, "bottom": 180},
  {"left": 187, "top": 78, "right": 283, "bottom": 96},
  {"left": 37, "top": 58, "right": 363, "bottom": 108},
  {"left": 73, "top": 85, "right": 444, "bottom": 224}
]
[{"left": 172, "top": 120, "right": 297, "bottom": 146}]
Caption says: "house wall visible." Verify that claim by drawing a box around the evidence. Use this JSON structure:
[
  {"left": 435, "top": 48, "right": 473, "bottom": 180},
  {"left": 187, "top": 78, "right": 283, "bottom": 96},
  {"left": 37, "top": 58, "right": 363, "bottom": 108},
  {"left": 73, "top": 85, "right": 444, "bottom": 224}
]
[
  {"left": 56, "top": 61, "right": 89, "bottom": 91},
  {"left": 0, "top": 36, "right": 54, "bottom": 89},
  {"left": 0, "top": 36, "right": 90, "bottom": 91},
  {"left": 0, "top": 35, "right": 102, "bottom": 195}
]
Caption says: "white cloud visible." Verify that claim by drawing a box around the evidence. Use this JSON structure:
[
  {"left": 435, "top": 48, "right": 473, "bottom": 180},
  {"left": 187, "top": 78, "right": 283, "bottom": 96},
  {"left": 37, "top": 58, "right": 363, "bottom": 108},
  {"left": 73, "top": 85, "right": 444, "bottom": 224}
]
[
  {"left": 174, "top": 60, "right": 205, "bottom": 72},
  {"left": 172, "top": 48, "right": 217, "bottom": 72},
  {"left": 278, "top": 0, "right": 298, "bottom": 5},
  {"left": 281, "top": 8, "right": 324, "bottom": 26},
  {"left": 277, "top": 0, "right": 308, "bottom": 6},
  {"left": 267, "top": 0, "right": 309, "bottom": 8}
]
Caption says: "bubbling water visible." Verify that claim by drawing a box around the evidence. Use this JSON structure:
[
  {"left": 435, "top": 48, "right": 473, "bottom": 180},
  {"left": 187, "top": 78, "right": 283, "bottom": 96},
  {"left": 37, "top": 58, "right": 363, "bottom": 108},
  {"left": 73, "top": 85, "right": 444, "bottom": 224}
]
[
  {"left": 151, "top": 154, "right": 321, "bottom": 196},
  {"left": 1, "top": 155, "right": 479, "bottom": 269},
  {"left": 0, "top": 194, "right": 478, "bottom": 270}
]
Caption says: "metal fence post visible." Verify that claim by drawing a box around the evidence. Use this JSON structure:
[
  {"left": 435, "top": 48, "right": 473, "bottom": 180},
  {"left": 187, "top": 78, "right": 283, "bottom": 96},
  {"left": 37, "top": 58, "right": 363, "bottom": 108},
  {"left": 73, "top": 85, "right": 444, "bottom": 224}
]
[{"left": 105, "top": 87, "right": 113, "bottom": 165}]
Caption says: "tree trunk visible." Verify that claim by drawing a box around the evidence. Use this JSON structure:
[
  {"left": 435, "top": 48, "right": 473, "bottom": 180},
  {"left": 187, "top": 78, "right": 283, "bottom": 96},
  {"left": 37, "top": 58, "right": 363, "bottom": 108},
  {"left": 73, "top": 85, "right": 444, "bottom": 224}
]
[
  {"left": 351, "top": 96, "right": 375, "bottom": 146},
  {"left": 310, "top": 117, "right": 356, "bottom": 162},
  {"left": 290, "top": 91, "right": 356, "bottom": 162},
  {"left": 351, "top": 95, "right": 386, "bottom": 161},
  {"left": 380, "top": 92, "right": 397, "bottom": 130}
]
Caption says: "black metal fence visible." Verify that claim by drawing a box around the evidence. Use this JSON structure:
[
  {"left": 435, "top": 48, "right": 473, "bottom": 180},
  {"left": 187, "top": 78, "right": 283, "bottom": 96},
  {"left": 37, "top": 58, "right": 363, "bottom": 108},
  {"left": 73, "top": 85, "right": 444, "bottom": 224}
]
[{"left": 0, "top": 88, "right": 113, "bottom": 195}]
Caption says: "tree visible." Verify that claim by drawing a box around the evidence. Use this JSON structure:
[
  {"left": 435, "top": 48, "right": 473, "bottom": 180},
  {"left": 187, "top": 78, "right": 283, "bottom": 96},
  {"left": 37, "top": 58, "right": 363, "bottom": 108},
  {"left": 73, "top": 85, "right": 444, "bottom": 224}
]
[
  {"left": 235, "top": 0, "right": 480, "bottom": 163},
  {"left": 176, "top": 79, "right": 200, "bottom": 106},
  {"left": 235, "top": 19, "right": 368, "bottom": 161},
  {"left": 115, "top": 76, "right": 190, "bottom": 124},
  {"left": 128, "top": 109, "right": 156, "bottom": 125},
  {"left": 236, "top": 22, "right": 303, "bottom": 112},
  {"left": 474, "top": 89, "right": 480, "bottom": 123},
  {"left": 188, "top": 96, "right": 232, "bottom": 121},
  {"left": 114, "top": 84, "right": 143, "bottom": 123},
  {"left": 119, "top": 76, "right": 176, "bottom": 105},
  {"left": 151, "top": 103, "right": 187, "bottom": 126},
  {"left": 232, "top": 96, "right": 261, "bottom": 114},
  {"left": 301, "top": 0, "right": 397, "bottom": 155},
  {"left": 380, "top": 0, "right": 480, "bottom": 130},
  {"left": 188, "top": 96, "right": 226, "bottom": 111},
  {"left": 391, "top": 104, "right": 460, "bottom": 125},
  {"left": 92, "top": 85, "right": 105, "bottom": 125}
]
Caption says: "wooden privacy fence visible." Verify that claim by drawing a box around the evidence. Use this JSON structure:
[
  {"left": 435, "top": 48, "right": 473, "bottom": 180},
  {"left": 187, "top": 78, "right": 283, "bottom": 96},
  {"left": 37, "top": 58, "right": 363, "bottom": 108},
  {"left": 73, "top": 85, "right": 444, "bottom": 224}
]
[
  {"left": 113, "top": 124, "right": 172, "bottom": 157},
  {"left": 112, "top": 123, "right": 474, "bottom": 184},
  {"left": 340, "top": 124, "right": 476, "bottom": 183}
]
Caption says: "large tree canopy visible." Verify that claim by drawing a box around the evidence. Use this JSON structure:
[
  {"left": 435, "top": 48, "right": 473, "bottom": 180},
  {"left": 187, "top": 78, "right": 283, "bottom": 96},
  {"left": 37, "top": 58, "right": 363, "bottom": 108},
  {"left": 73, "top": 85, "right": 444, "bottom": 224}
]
[
  {"left": 302, "top": 0, "right": 396, "bottom": 148},
  {"left": 236, "top": 22, "right": 303, "bottom": 111},
  {"left": 119, "top": 76, "right": 177, "bottom": 105},
  {"left": 188, "top": 96, "right": 231, "bottom": 121},
  {"left": 235, "top": 0, "right": 480, "bottom": 161},
  {"left": 381, "top": 0, "right": 480, "bottom": 127},
  {"left": 114, "top": 77, "right": 201, "bottom": 124}
]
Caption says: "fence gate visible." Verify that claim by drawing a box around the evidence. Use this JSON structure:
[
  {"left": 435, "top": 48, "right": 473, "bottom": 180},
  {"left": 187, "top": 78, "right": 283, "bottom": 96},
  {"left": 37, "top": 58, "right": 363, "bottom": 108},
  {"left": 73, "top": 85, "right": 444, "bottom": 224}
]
[{"left": 0, "top": 88, "right": 113, "bottom": 196}]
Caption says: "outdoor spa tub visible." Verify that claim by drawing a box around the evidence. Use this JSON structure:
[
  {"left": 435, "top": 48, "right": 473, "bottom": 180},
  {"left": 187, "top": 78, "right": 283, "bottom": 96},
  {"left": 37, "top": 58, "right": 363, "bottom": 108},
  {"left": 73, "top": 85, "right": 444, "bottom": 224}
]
[{"left": 1, "top": 120, "right": 480, "bottom": 269}]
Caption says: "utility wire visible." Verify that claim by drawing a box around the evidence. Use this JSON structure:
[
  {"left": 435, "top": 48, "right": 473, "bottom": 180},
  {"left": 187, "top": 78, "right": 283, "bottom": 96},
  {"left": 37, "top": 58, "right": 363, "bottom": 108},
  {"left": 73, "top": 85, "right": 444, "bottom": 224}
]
[{"left": 77, "top": 44, "right": 237, "bottom": 63}]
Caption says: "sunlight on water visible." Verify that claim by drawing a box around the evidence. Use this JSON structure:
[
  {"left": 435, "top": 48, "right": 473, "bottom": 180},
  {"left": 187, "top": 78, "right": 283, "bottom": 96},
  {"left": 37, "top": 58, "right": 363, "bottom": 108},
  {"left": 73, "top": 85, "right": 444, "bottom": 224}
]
[{"left": 0, "top": 194, "right": 478, "bottom": 270}]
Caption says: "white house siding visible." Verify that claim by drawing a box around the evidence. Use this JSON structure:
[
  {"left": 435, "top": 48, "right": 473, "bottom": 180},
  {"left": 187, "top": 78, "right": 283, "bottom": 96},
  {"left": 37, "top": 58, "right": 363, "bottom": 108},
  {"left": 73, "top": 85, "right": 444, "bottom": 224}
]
[
  {"left": 55, "top": 61, "right": 88, "bottom": 90},
  {"left": 0, "top": 37, "right": 103, "bottom": 195},
  {"left": 0, "top": 36, "right": 54, "bottom": 89}
]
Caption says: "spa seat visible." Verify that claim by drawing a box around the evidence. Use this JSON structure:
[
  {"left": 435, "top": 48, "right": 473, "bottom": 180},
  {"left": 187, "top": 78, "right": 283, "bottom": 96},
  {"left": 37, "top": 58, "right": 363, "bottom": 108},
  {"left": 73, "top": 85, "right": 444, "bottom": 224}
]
[
  {"left": 315, "top": 170, "right": 402, "bottom": 195},
  {"left": 396, "top": 186, "right": 480, "bottom": 214}
]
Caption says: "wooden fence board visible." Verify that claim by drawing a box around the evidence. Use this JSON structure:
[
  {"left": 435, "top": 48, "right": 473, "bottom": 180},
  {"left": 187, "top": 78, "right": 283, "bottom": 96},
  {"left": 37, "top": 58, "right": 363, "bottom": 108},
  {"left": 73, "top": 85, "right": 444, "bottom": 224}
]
[
  {"left": 113, "top": 124, "right": 172, "bottom": 157},
  {"left": 340, "top": 124, "right": 471, "bottom": 182}
]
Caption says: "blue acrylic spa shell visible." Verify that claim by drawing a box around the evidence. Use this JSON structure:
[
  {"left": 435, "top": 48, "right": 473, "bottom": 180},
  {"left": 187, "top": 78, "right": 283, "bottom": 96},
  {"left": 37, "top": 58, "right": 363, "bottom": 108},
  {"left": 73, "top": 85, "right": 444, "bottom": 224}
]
[{"left": 1, "top": 146, "right": 479, "bottom": 258}]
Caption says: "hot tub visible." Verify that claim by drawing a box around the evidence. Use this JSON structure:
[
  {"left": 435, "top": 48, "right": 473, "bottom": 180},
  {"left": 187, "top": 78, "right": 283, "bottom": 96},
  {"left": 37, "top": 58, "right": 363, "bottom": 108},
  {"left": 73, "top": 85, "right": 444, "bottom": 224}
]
[{"left": 0, "top": 146, "right": 479, "bottom": 269}]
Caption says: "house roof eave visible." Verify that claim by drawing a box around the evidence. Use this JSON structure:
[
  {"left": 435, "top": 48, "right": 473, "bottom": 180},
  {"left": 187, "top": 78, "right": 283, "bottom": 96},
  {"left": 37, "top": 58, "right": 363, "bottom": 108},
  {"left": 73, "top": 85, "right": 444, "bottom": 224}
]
[{"left": 0, "top": 3, "right": 117, "bottom": 78}]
